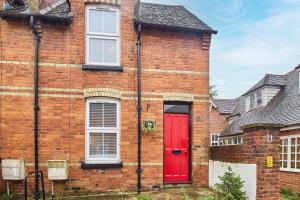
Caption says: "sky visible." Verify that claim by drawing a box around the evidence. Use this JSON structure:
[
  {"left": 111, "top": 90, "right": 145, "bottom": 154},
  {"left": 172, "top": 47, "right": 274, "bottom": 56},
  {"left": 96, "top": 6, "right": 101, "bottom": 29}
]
[{"left": 142, "top": 0, "right": 300, "bottom": 98}]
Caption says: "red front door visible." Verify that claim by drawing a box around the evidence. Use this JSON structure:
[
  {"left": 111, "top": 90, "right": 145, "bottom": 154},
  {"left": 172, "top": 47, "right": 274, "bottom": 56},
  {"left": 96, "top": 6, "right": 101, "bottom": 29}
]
[{"left": 164, "top": 113, "right": 190, "bottom": 183}]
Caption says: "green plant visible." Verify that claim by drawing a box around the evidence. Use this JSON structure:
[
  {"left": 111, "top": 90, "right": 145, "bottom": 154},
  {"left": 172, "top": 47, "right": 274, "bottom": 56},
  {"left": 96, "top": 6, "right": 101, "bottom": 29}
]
[
  {"left": 136, "top": 195, "right": 153, "bottom": 200},
  {"left": 197, "top": 195, "right": 219, "bottom": 200},
  {"left": 280, "top": 188, "right": 300, "bottom": 200},
  {"left": 214, "top": 167, "right": 247, "bottom": 200}
]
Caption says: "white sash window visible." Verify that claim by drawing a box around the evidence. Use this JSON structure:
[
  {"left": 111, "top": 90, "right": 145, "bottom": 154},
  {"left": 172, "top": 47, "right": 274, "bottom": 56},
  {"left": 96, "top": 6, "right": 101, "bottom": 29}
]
[
  {"left": 86, "top": 6, "right": 120, "bottom": 66},
  {"left": 86, "top": 98, "right": 120, "bottom": 163}
]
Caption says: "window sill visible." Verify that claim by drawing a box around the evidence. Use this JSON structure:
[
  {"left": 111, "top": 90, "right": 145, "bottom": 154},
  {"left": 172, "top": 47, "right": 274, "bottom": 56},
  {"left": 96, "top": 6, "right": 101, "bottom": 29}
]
[
  {"left": 280, "top": 168, "right": 300, "bottom": 173},
  {"left": 82, "top": 64, "right": 123, "bottom": 72},
  {"left": 81, "top": 162, "right": 123, "bottom": 169}
]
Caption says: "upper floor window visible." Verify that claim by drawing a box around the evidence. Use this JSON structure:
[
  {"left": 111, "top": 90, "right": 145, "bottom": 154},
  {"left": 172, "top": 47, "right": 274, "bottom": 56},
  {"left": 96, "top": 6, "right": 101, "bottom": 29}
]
[
  {"left": 280, "top": 135, "right": 300, "bottom": 172},
  {"left": 86, "top": 6, "right": 120, "bottom": 66},
  {"left": 211, "top": 133, "right": 219, "bottom": 146},
  {"left": 86, "top": 98, "right": 120, "bottom": 164},
  {"left": 249, "top": 90, "right": 263, "bottom": 110}
]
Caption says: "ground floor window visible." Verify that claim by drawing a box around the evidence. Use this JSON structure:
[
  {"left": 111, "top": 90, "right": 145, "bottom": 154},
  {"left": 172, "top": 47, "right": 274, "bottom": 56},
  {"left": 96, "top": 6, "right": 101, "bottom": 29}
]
[
  {"left": 280, "top": 135, "right": 300, "bottom": 172},
  {"left": 211, "top": 133, "right": 219, "bottom": 146},
  {"left": 85, "top": 98, "right": 120, "bottom": 164},
  {"left": 219, "top": 135, "right": 243, "bottom": 146}
]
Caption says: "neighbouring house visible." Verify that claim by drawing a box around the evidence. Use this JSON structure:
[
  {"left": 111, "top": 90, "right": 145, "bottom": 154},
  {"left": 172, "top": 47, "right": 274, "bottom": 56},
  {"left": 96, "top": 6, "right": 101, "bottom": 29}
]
[
  {"left": 0, "top": 0, "right": 217, "bottom": 197},
  {"left": 209, "top": 66, "right": 300, "bottom": 199}
]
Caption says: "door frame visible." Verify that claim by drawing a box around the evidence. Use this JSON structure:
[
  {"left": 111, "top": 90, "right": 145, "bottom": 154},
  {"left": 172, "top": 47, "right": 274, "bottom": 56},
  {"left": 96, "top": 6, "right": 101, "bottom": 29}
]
[{"left": 163, "top": 101, "right": 192, "bottom": 184}]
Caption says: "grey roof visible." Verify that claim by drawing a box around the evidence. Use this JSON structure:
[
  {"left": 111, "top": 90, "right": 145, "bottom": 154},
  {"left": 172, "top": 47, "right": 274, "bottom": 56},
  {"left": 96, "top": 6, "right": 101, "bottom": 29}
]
[
  {"left": 213, "top": 99, "right": 238, "bottom": 115},
  {"left": 0, "top": 0, "right": 72, "bottom": 22},
  {"left": 135, "top": 2, "right": 217, "bottom": 34},
  {"left": 221, "top": 69, "right": 300, "bottom": 136},
  {"left": 243, "top": 74, "right": 286, "bottom": 95}
]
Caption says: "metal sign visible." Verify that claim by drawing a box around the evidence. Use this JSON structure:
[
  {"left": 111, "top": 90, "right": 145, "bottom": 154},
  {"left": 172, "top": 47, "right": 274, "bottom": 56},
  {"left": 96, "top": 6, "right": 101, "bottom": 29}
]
[{"left": 267, "top": 156, "right": 273, "bottom": 168}]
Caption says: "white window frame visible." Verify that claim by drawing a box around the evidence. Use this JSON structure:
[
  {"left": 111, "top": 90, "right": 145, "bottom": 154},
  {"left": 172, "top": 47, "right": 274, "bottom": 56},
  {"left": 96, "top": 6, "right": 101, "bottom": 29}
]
[
  {"left": 85, "top": 98, "right": 121, "bottom": 164},
  {"left": 219, "top": 136, "right": 243, "bottom": 146},
  {"left": 280, "top": 134, "right": 300, "bottom": 173},
  {"left": 249, "top": 89, "right": 264, "bottom": 110},
  {"left": 256, "top": 90, "right": 263, "bottom": 107},
  {"left": 85, "top": 6, "right": 120, "bottom": 66},
  {"left": 211, "top": 133, "right": 219, "bottom": 146}
]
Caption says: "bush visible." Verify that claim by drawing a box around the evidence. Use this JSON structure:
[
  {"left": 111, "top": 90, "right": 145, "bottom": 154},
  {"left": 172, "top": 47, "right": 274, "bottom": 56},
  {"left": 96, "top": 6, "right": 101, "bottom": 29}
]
[
  {"left": 214, "top": 167, "right": 247, "bottom": 200},
  {"left": 280, "top": 188, "right": 300, "bottom": 200}
]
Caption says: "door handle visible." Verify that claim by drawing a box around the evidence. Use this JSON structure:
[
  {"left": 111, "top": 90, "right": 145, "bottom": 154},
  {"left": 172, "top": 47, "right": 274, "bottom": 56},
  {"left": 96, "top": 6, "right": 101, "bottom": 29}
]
[{"left": 172, "top": 149, "right": 182, "bottom": 155}]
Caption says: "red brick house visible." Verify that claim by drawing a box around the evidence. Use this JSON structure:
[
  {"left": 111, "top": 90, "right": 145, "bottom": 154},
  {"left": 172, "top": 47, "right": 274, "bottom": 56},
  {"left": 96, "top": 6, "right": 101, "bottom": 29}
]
[
  {"left": 0, "top": 0, "right": 217, "bottom": 197},
  {"left": 210, "top": 66, "right": 300, "bottom": 198}
]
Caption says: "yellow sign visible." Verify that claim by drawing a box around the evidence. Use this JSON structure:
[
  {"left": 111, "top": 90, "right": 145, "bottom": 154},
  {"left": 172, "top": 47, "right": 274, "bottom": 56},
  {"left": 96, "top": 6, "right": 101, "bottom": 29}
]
[{"left": 267, "top": 156, "right": 273, "bottom": 168}]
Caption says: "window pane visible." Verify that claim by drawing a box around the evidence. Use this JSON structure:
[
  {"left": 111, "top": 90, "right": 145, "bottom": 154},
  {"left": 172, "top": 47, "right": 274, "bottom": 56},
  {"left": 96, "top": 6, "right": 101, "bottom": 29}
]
[
  {"left": 90, "top": 103, "right": 103, "bottom": 127},
  {"left": 89, "top": 132, "right": 117, "bottom": 158},
  {"left": 256, "top": 90, "right": 262, "bottom": 98},
  {"left": 89, "top": 38, "right": 117, "bottom": 64},
  {"left": 291, "top": 146, "right": 296, "bottom": 153},
  {"left": 257, "top": 98, "right": 262, "bottom": 107},
  {"left": 250, "top": 94, "right": 255, "bottom": 109},
  {"left": 284, "top": 139, "right": 288, "bottom": 145},
  {"left": 90, "top": 132, "right": 103, "bottom": 156},
  {"left": 103, "top": 10, "right": 117, "bottom": 34},
  {"left": 284, "top": 146, "right": 288, "bottom": 153},
  {"left": 89, "top": 102, "right": 117, "bottom": 128},
  {"left": 89, "top": 9, "right": 104, "bottom": 33},
  {"left": 104, "top": 39, "right": 117, "bottom": 63},
  {"left": 103, "top": 103, "right": 117, "bottom": 127},
  {"left": 297, "top": 162, "right": 300, "bottom": 169},
  {"left": 89, "top": 38, "right": 104, "bottom": 63},
  {"left": 291, "top": 162, "right": 295, "bottom": 168},
  {"left": 291, "top": 138, "right": 296, "bottom": 145},
  {"left": 291, "top": 153, "right": 295, "bottom": 161},
  {"left": 283, "top": 161, "right": 287, "bottom": 168},
  {"left": 103, "top": 133, "right": 117, "bottom": 157},
  {"left": 89, "top": 9, "right": 117, "bottom": 34}
]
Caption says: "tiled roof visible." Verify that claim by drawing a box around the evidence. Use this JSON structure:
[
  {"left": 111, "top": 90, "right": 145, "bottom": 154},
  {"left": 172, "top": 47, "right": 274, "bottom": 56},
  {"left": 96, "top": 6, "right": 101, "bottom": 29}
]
[
  {"left": 213, "top": 99, "right": 238, "bottom": 114},
  {"left": 0, "top": 0, "right": 72, "bottom": 22},
  {"left": 135, "top": 2, "right": 217, "bottom": 34},
  {"left": 243, "top": 74, "right": 286, "bottom": 95},
  {"left": 221, "top": 69, "right": 300, "bottom": 136}
]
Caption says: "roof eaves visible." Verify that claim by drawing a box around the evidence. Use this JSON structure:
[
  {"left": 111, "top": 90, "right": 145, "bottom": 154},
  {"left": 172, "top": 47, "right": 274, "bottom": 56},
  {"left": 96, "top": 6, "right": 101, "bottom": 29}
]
[
  {"left": 1, "top": 11, "right": 72, "bottom": 23},
  {"left": 135, "top": 20, "right": 217, "bottom": 34}
]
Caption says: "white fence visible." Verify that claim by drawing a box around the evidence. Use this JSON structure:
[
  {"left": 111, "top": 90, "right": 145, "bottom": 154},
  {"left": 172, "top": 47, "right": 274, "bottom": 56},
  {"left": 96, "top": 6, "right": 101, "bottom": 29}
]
[{"left": 209, "top": 160, "right": 257, "bottom": 200}]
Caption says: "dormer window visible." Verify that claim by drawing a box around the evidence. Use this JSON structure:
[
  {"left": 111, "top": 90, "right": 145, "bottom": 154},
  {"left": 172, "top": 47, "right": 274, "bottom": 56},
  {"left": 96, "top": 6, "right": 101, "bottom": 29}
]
[{"left": 249, "top": 90, "right": 263, "bottom": 110}]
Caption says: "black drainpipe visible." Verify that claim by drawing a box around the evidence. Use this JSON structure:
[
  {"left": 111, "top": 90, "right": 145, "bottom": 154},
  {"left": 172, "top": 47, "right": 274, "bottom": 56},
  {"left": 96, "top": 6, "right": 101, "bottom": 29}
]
[
  {"left": 31, "top": 16, "right": 40, "bottom": 200},
  {"left": 136, "top": 9, "right": 142, "bottom": 193}
]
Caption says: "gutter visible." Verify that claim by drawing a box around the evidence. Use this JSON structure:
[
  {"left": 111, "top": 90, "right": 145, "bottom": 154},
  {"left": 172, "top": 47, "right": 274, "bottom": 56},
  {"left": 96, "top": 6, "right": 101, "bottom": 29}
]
[
  {"left": 30, "top": 16, "right": 40, "bottom": 200},
  {"left": 1, "top": 12, "right": 73, "bottom": 23},
  {"left": 136, "top": 0, "right": 142, "bottom": 194}
]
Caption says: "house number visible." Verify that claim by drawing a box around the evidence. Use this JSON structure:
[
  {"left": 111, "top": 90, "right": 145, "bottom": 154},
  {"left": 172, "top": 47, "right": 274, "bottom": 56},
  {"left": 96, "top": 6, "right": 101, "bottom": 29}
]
[{"left": 266, "top": 134, "right": 273, "bottom": 143}]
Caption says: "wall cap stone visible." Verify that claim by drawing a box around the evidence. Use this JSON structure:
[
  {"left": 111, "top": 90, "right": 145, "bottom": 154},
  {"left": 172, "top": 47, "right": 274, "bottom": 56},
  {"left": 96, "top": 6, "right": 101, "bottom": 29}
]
[{"left": 241, "top": 123, "right": 284, "bottom": 130}]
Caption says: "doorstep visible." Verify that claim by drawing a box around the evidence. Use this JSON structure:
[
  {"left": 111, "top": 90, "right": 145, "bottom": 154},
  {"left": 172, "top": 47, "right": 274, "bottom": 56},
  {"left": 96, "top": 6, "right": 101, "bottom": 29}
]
[{"left": 163, "top": 182, "right": 192, "bottom": 189}]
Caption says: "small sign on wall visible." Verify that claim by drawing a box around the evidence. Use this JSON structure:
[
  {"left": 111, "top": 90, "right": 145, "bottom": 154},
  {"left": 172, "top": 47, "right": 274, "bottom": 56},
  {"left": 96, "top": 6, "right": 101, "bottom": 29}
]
[{"left": 267, "top": 156, "right": 273, "bottom": 168}]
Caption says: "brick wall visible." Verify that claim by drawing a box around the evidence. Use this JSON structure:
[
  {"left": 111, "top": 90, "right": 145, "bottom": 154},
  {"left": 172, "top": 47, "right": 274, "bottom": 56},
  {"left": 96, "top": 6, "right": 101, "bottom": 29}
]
[
  {"left": 209, "top": 107, "right": 228, "bottom": 134},
  {"left": 0, "top": 0, "right": 212, "bottom": 195},
  {"left": 280, "top": 129, "right": 300, "bottom": 193},
  {"left": 210, "top": 127, "right": 281, "bottom": 200}
]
